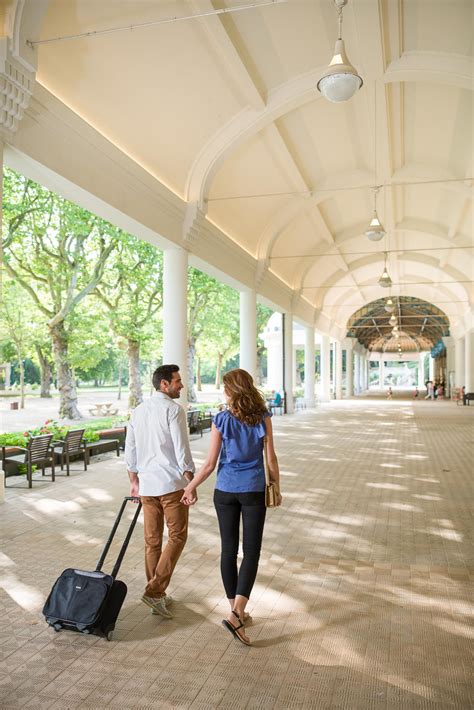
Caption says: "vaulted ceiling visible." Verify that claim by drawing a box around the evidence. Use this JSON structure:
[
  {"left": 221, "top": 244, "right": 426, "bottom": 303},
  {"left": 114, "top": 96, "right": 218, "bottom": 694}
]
[
  {"left": 347, "top": 296, "right": 450, "bottom": 352},
  {"left": 8, "top": 0, "right": 474, "bottom": 345}
]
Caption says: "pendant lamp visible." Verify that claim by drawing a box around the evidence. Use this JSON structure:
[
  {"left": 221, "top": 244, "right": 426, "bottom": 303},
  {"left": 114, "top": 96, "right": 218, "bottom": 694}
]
[
  {"left": 378, "top": 252, "right": 392, "bottom": 288},
  {"left": 384, "top": 297, "right": 394, "bottom": 313},
  {"left": 317, "top": 0, "right": 363, "bottom": 103},
  {"left": 365, "top": 196, "right": 385, "bottom": 241}
]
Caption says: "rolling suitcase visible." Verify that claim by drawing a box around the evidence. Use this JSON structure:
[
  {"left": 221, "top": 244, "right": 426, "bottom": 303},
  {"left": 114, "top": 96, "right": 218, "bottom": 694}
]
[{"left": 42, "top": 496, "right": 142, "bottom": 641}]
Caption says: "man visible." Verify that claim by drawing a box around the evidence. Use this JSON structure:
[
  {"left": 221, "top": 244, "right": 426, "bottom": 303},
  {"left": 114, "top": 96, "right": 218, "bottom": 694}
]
[{"left": 125, "top": 364, "right": 195, "bottom": 619}]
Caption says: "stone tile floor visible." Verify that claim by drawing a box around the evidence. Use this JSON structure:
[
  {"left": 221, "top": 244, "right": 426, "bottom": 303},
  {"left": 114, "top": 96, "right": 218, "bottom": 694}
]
[{"left": 0, "top": 397, "right": 472, "bottom": 709}]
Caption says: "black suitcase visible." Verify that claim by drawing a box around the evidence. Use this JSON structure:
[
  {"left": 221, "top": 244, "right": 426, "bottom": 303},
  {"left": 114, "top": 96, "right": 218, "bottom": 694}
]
[{"left": 42, "top": 496, "right": 141, "bottom": 641}]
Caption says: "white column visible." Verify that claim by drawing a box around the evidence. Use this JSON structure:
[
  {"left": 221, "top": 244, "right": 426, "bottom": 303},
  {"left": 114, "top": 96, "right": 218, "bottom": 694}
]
[
  {"left": 163, "top": 247, "right": 188, "bottom": 402},
  {"left": 283, "top": 313, "right": 294, "bottom": 413},
  {"left": 265, "top": 315, "right": 283, "bottom": 391},
  {"left": 239, "top": 289, "right": 257, "bottom": 380},
  {"left": 465, "top": 331, "right": 474, "bottom": 392},
  {"left": 0, "top": 138, "right": 3, "bottom": 501},
  {"left": 335, "top": 341, "right": 343, "bottom": 399},
  {"left": 304, "top": 326, "right": 315, "bottom": 406},
  {"left": 455, "top": 337, "right": 465, "bottom": 388},
  {"left": 429, "top": 355, "right": 435, "bottom": 381},
  {"left": 294, "top": 345, "right": 299, "bottom": 391},
  {"left": 359, "top": 354, "right": 364, "bottom": 391},
  {"left": 320, "top": 335, "right": 331, "bottom": 402},
  {"left": 418, "top": 353, "right": 425, "bottom": 388},
  {"left": 354, "top": 352, "right": 360, "bottom": 393},
  {"left": 346, "top": 347, "right": 353, "bottom": 397},
  {"left": 443, "top": 337, "right": 455, "bottom": 398}
]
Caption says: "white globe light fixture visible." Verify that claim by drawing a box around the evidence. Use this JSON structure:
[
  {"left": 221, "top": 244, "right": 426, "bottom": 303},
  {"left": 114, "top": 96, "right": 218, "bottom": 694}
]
[
  {"left": 365, "top": 187, "right": 385, "bottom": 241},
  {"left": 384, "top": 297, "right": 394, "bottom": 313},
  {"left": 389, "top": 314, "right": 397, "bottom": 326},
  {"left": 378, "top": 252, "right": 392, "bottom": 288},
  {"left": 317, "top": 0, "right": 363, "bottom": 103}
]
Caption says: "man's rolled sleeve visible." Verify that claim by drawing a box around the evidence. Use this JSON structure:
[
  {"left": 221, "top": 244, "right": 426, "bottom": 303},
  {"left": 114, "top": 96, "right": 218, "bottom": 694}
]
[
  {"left": 170, "top": 407, "right": 195, "bottom": 475},
  {"left": 124, "top": 419, "right": 138, "bottom": 473}
]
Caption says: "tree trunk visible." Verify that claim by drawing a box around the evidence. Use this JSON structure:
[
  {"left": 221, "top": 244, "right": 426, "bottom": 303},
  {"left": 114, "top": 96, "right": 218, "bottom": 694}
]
[
  {"left": 197, "top": 357, "right": 202, "bottom": 391},
  {"left": 19, "top": 358, "right": 25, "bottom": 409},
  {"left": 117, "top": 359, "right": 123, "bottom": 400},
  {"left": 149, "top": 360, "right": 157, "bottom": 395},
  {"left": 187, "top": 338, "right": 197, "bottom": 402},
  {"left": 256, "top": 346, "right": 265, "bottom": 386},
  {"left": 215, "top": 353, "right": 223, "bottom": 390},
  {"left": 50, "top": 322, "right": 82, "bottom": 419},
  {"left": 127, "top": 338, "right": 143, "bottom": 409},
  {"left": 35, "top": 345, "right": 53, "bottom": 398}
]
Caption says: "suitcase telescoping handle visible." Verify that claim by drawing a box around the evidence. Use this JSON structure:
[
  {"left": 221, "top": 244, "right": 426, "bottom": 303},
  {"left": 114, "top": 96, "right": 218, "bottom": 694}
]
[{"left": 95, "top": 496, "right": 142, "bottom": 579}]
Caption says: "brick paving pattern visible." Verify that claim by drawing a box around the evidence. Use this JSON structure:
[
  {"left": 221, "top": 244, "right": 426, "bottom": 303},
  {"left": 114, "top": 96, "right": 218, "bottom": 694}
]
[{"left": 0, "top": 397, "right": 472, "bottom": 709}]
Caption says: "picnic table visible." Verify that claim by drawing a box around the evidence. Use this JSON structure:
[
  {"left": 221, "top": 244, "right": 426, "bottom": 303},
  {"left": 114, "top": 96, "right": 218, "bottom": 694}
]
[{"left": 88, "top": 402, "right": 119, "bottom": 416}]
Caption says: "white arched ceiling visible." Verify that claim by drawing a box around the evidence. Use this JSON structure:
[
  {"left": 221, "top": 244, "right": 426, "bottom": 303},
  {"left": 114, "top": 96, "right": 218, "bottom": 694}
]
[{"left": 10, "top": 0, "right": 474, "bottom": 340}]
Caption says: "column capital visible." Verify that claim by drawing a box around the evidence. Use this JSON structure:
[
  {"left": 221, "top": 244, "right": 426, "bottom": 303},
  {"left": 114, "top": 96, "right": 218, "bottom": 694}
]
[
  {"left": 255, "top": 257, "right": 269, "bottom": 288},
  {"left": 182, "top": 201, "right": 207, "bottom": 248},
  {"left": 0, "top": 38, "right": 34, "bottom": 134}
]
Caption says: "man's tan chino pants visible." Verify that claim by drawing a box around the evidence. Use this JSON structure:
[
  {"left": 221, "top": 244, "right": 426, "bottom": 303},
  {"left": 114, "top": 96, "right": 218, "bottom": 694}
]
[{"left": 141, "top": 490, "right": 188, "bottom": 597}]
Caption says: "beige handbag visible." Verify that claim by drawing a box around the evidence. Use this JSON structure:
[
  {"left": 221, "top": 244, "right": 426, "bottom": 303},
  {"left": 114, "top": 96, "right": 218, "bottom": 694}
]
[{"left": 263, "top": 437, "right": 281, "bottom": 507}]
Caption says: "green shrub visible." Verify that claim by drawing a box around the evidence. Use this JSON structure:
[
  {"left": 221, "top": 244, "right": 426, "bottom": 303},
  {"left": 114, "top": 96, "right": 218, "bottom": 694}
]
[{"left": 0, "top": 433, "right": 28, "bottom": 447}]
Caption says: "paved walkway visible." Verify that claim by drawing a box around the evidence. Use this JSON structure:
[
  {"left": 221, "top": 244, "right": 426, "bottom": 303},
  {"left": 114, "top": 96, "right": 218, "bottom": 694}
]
[{"left": 0, "top": 398, "right": 472, "bottom": 709}]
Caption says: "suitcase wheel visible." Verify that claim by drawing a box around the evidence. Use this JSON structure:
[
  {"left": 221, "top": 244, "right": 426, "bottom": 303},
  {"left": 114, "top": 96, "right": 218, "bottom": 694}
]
[
  {"left": 53, "top": 623, "right": 62, "bottom": 633},
  {"left": 106, "top": 630, "right": 113, "bottom": 641}
]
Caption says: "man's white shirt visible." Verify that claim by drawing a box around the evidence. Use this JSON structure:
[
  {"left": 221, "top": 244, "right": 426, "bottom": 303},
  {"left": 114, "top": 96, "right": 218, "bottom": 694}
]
[{"left": 125, "top": 391, "right": 195, "bottom": 496}]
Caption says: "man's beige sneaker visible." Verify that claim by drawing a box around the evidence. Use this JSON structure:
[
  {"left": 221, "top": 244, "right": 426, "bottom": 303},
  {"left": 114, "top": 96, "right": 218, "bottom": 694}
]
[
  {"left": 141, "top": 594, "right": 173, "bottom": 619},
  {"left": 151, "top": 594, "right": 173, "bottom": 614}
]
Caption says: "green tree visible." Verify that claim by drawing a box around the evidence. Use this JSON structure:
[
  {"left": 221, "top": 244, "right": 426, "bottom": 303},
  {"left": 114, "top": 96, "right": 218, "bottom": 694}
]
[
  {"left": 2, "top": 168, "right": 118, "bottom": 418},
  {"left": 187, "top": 268, "right": 228, "bottom": 401},
  {"left": 0, "top": 280, "right": 33, "bottom": 408},
  {"left": 256, "top": 304, "right": 273, "bottom": 384},
  {"left": 94, "top": 235, "right": 162, "bottom": 408},
  {"left": 197, "top": 290, "right": 240, "bottom": 389}
]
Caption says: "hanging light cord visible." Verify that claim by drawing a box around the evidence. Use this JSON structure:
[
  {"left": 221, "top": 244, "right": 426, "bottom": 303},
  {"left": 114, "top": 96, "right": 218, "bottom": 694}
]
[
  {"left": 27, "top": 0, "right": 285, "bottom": 46},
  {"left": 336, "top": 2, "right": 343, "bottom": 40}
]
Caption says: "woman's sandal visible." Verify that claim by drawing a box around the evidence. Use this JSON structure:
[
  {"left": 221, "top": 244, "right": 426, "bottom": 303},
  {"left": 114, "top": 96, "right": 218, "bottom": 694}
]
[{"left": 221, "top": 610, "right": 252, "bottom": 646}]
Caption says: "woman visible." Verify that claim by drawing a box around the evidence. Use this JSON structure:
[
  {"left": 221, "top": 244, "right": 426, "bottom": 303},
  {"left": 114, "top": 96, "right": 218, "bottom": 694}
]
[{"left": 181, "top": 368, "right": 281, "bottom": 646}]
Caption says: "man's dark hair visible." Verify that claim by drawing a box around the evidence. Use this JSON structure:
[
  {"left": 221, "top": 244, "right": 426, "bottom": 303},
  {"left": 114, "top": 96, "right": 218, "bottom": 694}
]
[{"left": 152, "top": 364, "right": 179, "bottom": 390}]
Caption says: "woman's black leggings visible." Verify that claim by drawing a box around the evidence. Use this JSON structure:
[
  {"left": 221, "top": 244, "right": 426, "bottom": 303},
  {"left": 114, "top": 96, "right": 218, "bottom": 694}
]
[{"left": 214, "top": 489, "right": 266, "bottom": 599}]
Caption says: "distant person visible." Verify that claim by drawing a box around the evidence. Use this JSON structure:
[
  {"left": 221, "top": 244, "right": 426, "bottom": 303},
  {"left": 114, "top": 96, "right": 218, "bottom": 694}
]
[
  {"left": 387, "top": 386, "right": 393, "bottom": 400},
  {"left": 413, "top": 387, "right": 419, "bottom": 399},
  {"left": 437, "top": 383, "right": 444, "bottom": 400},
  {"left": 462, "top": 385, "right": 467, "bottom": 405},
  {"left": 425, "top": 381, "right": 434, "bottom": 400},
  {"left": 125, "top": 364, "right": 195, "bottom": 619},
  {"left": 181, "top": 368, "right": 281, "bottom": 646}
]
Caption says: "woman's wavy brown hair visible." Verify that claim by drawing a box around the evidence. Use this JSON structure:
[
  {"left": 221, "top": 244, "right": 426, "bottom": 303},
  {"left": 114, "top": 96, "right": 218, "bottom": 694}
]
[{"left": 223, "top": 368, "right": 268, "bottom": 426}]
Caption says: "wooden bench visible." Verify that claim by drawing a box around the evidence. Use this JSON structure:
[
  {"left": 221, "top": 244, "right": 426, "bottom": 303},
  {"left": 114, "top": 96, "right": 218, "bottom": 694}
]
[{"left": 84, "top": 438, "right": 120, "bottom": 461}]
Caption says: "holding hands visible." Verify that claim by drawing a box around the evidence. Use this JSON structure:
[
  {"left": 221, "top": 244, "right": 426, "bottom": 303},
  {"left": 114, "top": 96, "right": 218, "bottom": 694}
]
[{"left": 181, "top": 486, "right": 197, "bottom": 506}]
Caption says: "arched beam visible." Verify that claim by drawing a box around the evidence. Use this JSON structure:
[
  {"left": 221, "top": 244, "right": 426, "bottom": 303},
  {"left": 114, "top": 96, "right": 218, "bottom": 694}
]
[
  {"left": 385, "top": 51, "right": 474, "bottom": 91},
  {"left": 184, "top": 66, "right": 327, "bottom": 204},
  {"left": 290, "top": 222, "right": 473, "bottom": 291},
  {"left": 302, "top": 253, "right": 472, "bottom": 309}
]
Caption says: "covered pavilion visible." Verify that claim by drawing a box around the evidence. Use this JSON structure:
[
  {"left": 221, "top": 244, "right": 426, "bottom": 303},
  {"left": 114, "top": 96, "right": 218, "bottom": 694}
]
[
  {"left": 0, "top": 3, "right": 473, "bottom": 709},
  {"left": 0, "top": 0, "right": 472, "bottom": 405}
]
